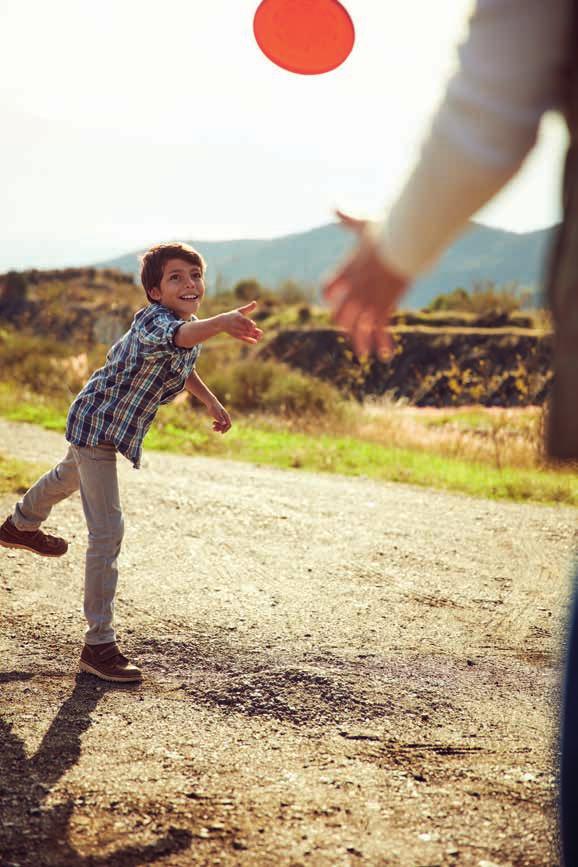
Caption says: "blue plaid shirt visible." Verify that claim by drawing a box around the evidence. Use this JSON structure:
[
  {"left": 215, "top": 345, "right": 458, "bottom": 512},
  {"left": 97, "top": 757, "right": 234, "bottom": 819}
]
[{"left": 66, "top": 303, "right": 201, "bottom": 468}]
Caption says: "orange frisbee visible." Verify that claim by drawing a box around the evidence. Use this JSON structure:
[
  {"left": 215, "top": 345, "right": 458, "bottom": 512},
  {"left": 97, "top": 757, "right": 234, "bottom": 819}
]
[{"left": 253, "top": 0, "right": 355, "bottom": 75}]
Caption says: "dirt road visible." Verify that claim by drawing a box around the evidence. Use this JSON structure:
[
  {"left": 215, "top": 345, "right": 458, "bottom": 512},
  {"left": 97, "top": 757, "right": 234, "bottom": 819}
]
[{"left": 0, "top": 418, "right": 576, "bottom": 866}]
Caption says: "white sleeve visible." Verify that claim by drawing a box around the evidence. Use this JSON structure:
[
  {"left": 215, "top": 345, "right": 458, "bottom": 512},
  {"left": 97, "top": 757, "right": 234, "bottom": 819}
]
[{"left": 374, "top": 0, "right": 570, "bottom": 277}]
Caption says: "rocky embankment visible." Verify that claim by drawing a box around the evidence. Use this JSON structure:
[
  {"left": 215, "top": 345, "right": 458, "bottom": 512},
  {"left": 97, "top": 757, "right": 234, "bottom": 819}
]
[{"left": 260, "top": 326, "right": 552, "bottom": 407}]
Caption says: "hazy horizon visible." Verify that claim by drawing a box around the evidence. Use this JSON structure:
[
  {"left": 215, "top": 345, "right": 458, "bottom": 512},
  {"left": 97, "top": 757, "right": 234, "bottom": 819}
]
[{"left": 0, "top": 216, "right": 560, "bottom": 275}]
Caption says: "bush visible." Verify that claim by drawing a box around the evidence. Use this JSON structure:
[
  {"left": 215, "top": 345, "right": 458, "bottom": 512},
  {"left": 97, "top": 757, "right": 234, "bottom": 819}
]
[
  {"left": 262, "top": 367, "right": 339, "bottom": 416},
  {"left": 427, "top": 282, "right": 531, "bottom": 314},
  {"left": 277, "top": 280, "right": 314, "bottom": 305},
  {"left": 297, "top": 305, "right": 311, "bottom": 324},
  {"left": 426, "top": 287, "right": 469, "bottom": 312},
  {"left": 0, "top": 329, "right": 83, "bottom": 397},
  {"left": 200, "top": 358, "right": 344, "bottom": 418},
  {"left": 0, "top": 271, "right": 28, "bottom": 319},
  {"left": 234, "top": 278, "right": 263, "bottom": 301}
]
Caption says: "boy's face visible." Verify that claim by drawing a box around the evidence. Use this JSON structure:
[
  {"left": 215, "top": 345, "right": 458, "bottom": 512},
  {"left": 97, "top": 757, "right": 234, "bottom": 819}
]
[{"left": 149, "top": 257, "right": 205, "bottom": 319}]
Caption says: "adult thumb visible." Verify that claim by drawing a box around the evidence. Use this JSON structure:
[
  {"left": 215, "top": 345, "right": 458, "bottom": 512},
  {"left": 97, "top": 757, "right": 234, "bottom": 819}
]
[{"left": 335, "top": 209, "right": 368, "bottom": 235}]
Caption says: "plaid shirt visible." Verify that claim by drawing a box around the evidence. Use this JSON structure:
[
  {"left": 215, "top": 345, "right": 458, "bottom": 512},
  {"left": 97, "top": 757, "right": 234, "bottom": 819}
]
[{"left": 66, "top": 303, "right": 201, "bottom": 468}]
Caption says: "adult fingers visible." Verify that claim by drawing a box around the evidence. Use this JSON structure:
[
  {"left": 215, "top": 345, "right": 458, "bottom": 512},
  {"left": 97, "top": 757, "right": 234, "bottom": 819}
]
[
  {"left": 351, "top": 311, "right": 376, "bottom": 360},
  {"left": 323, "top": 279, "right": 349, "bottom": 310},
  {"left": 323, "top": 256, "right": 357, "bottom": 300},
  {"left": 374, "top": 305, "right": 394, "bottom": 360},
  {"left": 374, "top": 324, "right": 393, "bottom": 360},
  {"left": 333, "top": 295, "right": 362, "bottom": 333},
  {"left": 335, "top": 209, "right": 368, "bottom": 235}
]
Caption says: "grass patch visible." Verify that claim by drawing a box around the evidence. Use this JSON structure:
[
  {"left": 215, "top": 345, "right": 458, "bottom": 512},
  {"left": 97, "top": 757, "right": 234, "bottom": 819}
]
[
  {"left": 0, "top": 384, "right": 576, "bottom": 506},
  {"left": 0, "top": 453, "right": 49, "bottom": 497},
  {"left": 157, "top": 420, "right": 578, "bottom": 506},
  {"left": 415, "top": 406, "right": 540, "bottom": 434}
]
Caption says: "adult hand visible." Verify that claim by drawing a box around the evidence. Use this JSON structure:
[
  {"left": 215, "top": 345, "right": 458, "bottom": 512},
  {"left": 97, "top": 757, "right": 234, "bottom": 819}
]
[{"left": 323, "top": 210, "right": 410, "bottom": 359}]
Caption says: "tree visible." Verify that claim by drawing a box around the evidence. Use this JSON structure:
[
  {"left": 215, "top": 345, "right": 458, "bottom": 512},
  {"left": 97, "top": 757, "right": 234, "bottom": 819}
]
[
  {"left": 277, "top": 279, "right": 314, "bottom": 304},
  {"left": 0, "top": 271, "right": 28, "bottom": 320},
  {"left": 214, "top": 271, "right": 230, "bottom": 296},
  {"left": 234, "top": 278, "right": 263, "bottom": 301}
]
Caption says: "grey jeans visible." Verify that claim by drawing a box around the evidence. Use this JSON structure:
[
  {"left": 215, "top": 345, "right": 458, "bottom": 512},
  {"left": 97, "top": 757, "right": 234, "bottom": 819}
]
[{"left": 12, "top": 443, "right": 124, "bottom": 645}]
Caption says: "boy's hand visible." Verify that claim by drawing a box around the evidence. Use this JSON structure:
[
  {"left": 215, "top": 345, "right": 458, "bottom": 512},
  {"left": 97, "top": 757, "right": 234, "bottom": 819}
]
[
  {"left": 323, "top": 210, "right": 410, "bottom": 359},
  {"left": 206, "top": 397, "right": 232, "bottom": 434},
  {"left": 220, "top": 301, "right": 263, "bottom": 344}
]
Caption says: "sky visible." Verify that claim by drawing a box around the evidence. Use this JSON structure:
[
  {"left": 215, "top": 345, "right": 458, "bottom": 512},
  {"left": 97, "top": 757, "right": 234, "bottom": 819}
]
[{"left": 0, "top": 0, "right": 569, "bottom": 271}]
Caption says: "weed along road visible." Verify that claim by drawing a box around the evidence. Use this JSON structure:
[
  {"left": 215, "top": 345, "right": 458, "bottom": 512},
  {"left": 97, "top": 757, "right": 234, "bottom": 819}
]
[{"left": 0, "top": 417, "right": 575, "bottom": 866}]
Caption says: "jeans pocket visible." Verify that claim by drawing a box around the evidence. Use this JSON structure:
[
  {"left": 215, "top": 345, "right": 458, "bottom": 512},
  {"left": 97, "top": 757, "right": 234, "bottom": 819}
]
[{"left": 80, "top": 445, "right": 117, "bottom": 463}]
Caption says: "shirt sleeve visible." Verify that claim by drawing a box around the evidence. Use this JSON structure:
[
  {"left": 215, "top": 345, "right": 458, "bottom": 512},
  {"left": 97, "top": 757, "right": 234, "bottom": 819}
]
[
  {"left": 135, "top": 306, "right": 186, "bottom": 357},
  {"left": 374, "top": 0, "right": 570, "bottom": 278}
]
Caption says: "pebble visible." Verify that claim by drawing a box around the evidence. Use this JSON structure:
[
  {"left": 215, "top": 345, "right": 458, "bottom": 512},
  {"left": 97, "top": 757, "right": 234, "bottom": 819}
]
[{"left": 232, "top": 840, "right": 249, "bottom": 851}]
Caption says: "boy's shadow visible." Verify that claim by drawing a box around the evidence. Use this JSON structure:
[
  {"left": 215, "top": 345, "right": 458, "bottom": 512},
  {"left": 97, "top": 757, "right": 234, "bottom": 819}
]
[{"left": 0, "top": 672, "right": 192, "bottom": 866}]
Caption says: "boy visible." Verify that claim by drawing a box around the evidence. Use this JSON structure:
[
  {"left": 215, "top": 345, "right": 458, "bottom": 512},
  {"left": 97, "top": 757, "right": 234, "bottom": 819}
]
[{"left": 0, "top": 242, "right": 263, "bottom": 682}]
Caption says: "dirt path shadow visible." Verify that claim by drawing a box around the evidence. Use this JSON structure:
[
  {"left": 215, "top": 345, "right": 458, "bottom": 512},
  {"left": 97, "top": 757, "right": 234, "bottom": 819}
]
[{"left": 0, "top": 671, "right": 192, "bottom": 867}]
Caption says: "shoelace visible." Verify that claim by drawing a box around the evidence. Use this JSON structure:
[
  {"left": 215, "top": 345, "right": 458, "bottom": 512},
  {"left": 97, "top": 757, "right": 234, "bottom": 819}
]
[{"left": 29, "top": 530, "right": 61, "bottom": 548}]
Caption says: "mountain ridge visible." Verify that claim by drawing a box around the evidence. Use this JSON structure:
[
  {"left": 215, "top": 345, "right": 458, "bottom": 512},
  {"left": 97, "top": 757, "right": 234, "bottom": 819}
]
[{"left": 94, "top": 220, "right": 557, "bottom": 309}]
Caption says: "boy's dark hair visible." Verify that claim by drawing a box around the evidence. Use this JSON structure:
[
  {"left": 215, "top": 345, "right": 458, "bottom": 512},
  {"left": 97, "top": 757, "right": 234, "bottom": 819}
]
[{"left": 140, "top": 242, "right": 206, "bottom": 302}]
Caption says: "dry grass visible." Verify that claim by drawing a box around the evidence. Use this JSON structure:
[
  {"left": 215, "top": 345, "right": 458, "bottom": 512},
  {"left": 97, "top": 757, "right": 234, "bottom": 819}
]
[
  {"left": 0, "top": 453, "right": 49, "bottom": 496},
  {"left": 355, "top": 402, "right": 544, "bottom": 470},
  {"left": 276, "top": 398, "right": 567, "bottom": 474}
]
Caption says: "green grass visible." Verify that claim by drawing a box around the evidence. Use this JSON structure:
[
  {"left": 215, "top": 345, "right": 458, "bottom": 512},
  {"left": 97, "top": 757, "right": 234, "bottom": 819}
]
[{"left": 0, "top": 384, "right": 576, "bottom": 507}]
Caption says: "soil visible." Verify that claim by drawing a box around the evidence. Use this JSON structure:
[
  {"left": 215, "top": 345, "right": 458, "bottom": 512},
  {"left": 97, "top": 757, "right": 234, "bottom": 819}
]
[{"left": 0, "top": 418, "right": 576, "bottom": 867}]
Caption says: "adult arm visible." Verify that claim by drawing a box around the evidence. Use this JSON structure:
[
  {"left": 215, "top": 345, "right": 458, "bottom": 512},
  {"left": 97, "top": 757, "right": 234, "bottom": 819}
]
[
  {"left": 377, "top": 0, "right": 570, "bottom": 278},
  {"left": 324, "top": 0, "right": 570, "bottom": 356}
]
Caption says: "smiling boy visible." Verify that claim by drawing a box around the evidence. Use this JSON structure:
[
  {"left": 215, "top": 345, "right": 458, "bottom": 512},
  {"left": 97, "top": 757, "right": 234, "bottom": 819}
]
[{"left": 0, "top": 242, "right": 262, "bottom": 682}]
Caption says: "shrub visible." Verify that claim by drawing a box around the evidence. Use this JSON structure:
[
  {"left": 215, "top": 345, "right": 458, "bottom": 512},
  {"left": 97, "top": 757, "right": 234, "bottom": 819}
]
[
  {"left": 203, "top": 359, "right": 276, "bottom": 410},
  {"left": 0, "top": 329, "right": 82, "bottom": 397},
  {"left": 277, "top": 279, "right": 314, "bottom": 305},
  {"left": 234, "top": 278, "right": 263, "bottom": 301},
  {"left": 427, "top": 287, "right": 470, "bottom": 312},
  {"left": 262, "top": 367, "right": 340, "bottom": 417},
  {"left": 200, "top": 358, "right": 344, "bottom": 418},
  {"left": 427, "top": 282, "right": 531, "bottom": 314},
  {"left": 297, "top": 305, "right": 312, "bottom": 324},
  {"left": 0, "top": 271, "right": 28, "bottom": 319}
]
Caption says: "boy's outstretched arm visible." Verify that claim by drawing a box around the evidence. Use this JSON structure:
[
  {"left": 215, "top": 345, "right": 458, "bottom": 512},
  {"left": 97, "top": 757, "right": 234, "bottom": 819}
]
[
  {"left": 175, "top": 301, "right": 263, "bottom": 349},
  {"left": 185, "top": 370, "right": 232, "bottom": 433}
]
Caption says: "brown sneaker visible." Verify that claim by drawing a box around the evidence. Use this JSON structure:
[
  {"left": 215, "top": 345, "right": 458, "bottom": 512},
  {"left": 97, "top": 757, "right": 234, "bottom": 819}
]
[
  {"left": 0, "top": 515, "right": 68, "bottom": 557},
  {"left": 79, "top": 642, "right": 143, "bottom": 683}
]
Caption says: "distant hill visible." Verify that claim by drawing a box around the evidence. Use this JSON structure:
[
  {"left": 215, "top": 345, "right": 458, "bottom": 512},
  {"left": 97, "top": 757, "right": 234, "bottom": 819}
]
[{"left": 95, "top": 221, "right": 556, "bottom": 309}]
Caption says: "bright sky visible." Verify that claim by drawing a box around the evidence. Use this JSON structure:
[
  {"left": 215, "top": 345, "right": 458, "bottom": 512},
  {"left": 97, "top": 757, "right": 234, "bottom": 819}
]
[{"left": 0, "top": 0, "right": 569, "bottom": 271}]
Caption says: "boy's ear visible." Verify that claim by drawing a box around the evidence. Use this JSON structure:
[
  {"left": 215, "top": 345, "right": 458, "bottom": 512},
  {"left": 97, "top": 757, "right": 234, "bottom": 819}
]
[{"left": 149, "top": 285, "right": 161, "bottom": 301}]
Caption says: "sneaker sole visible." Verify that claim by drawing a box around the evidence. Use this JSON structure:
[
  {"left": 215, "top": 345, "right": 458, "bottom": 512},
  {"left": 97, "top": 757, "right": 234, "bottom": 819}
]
[
  {"left": 0, "top": 539, "right": 67, "bottom": 557},
  {"left": 79, "top": 660, "right": 143, "bottom": 683}
]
